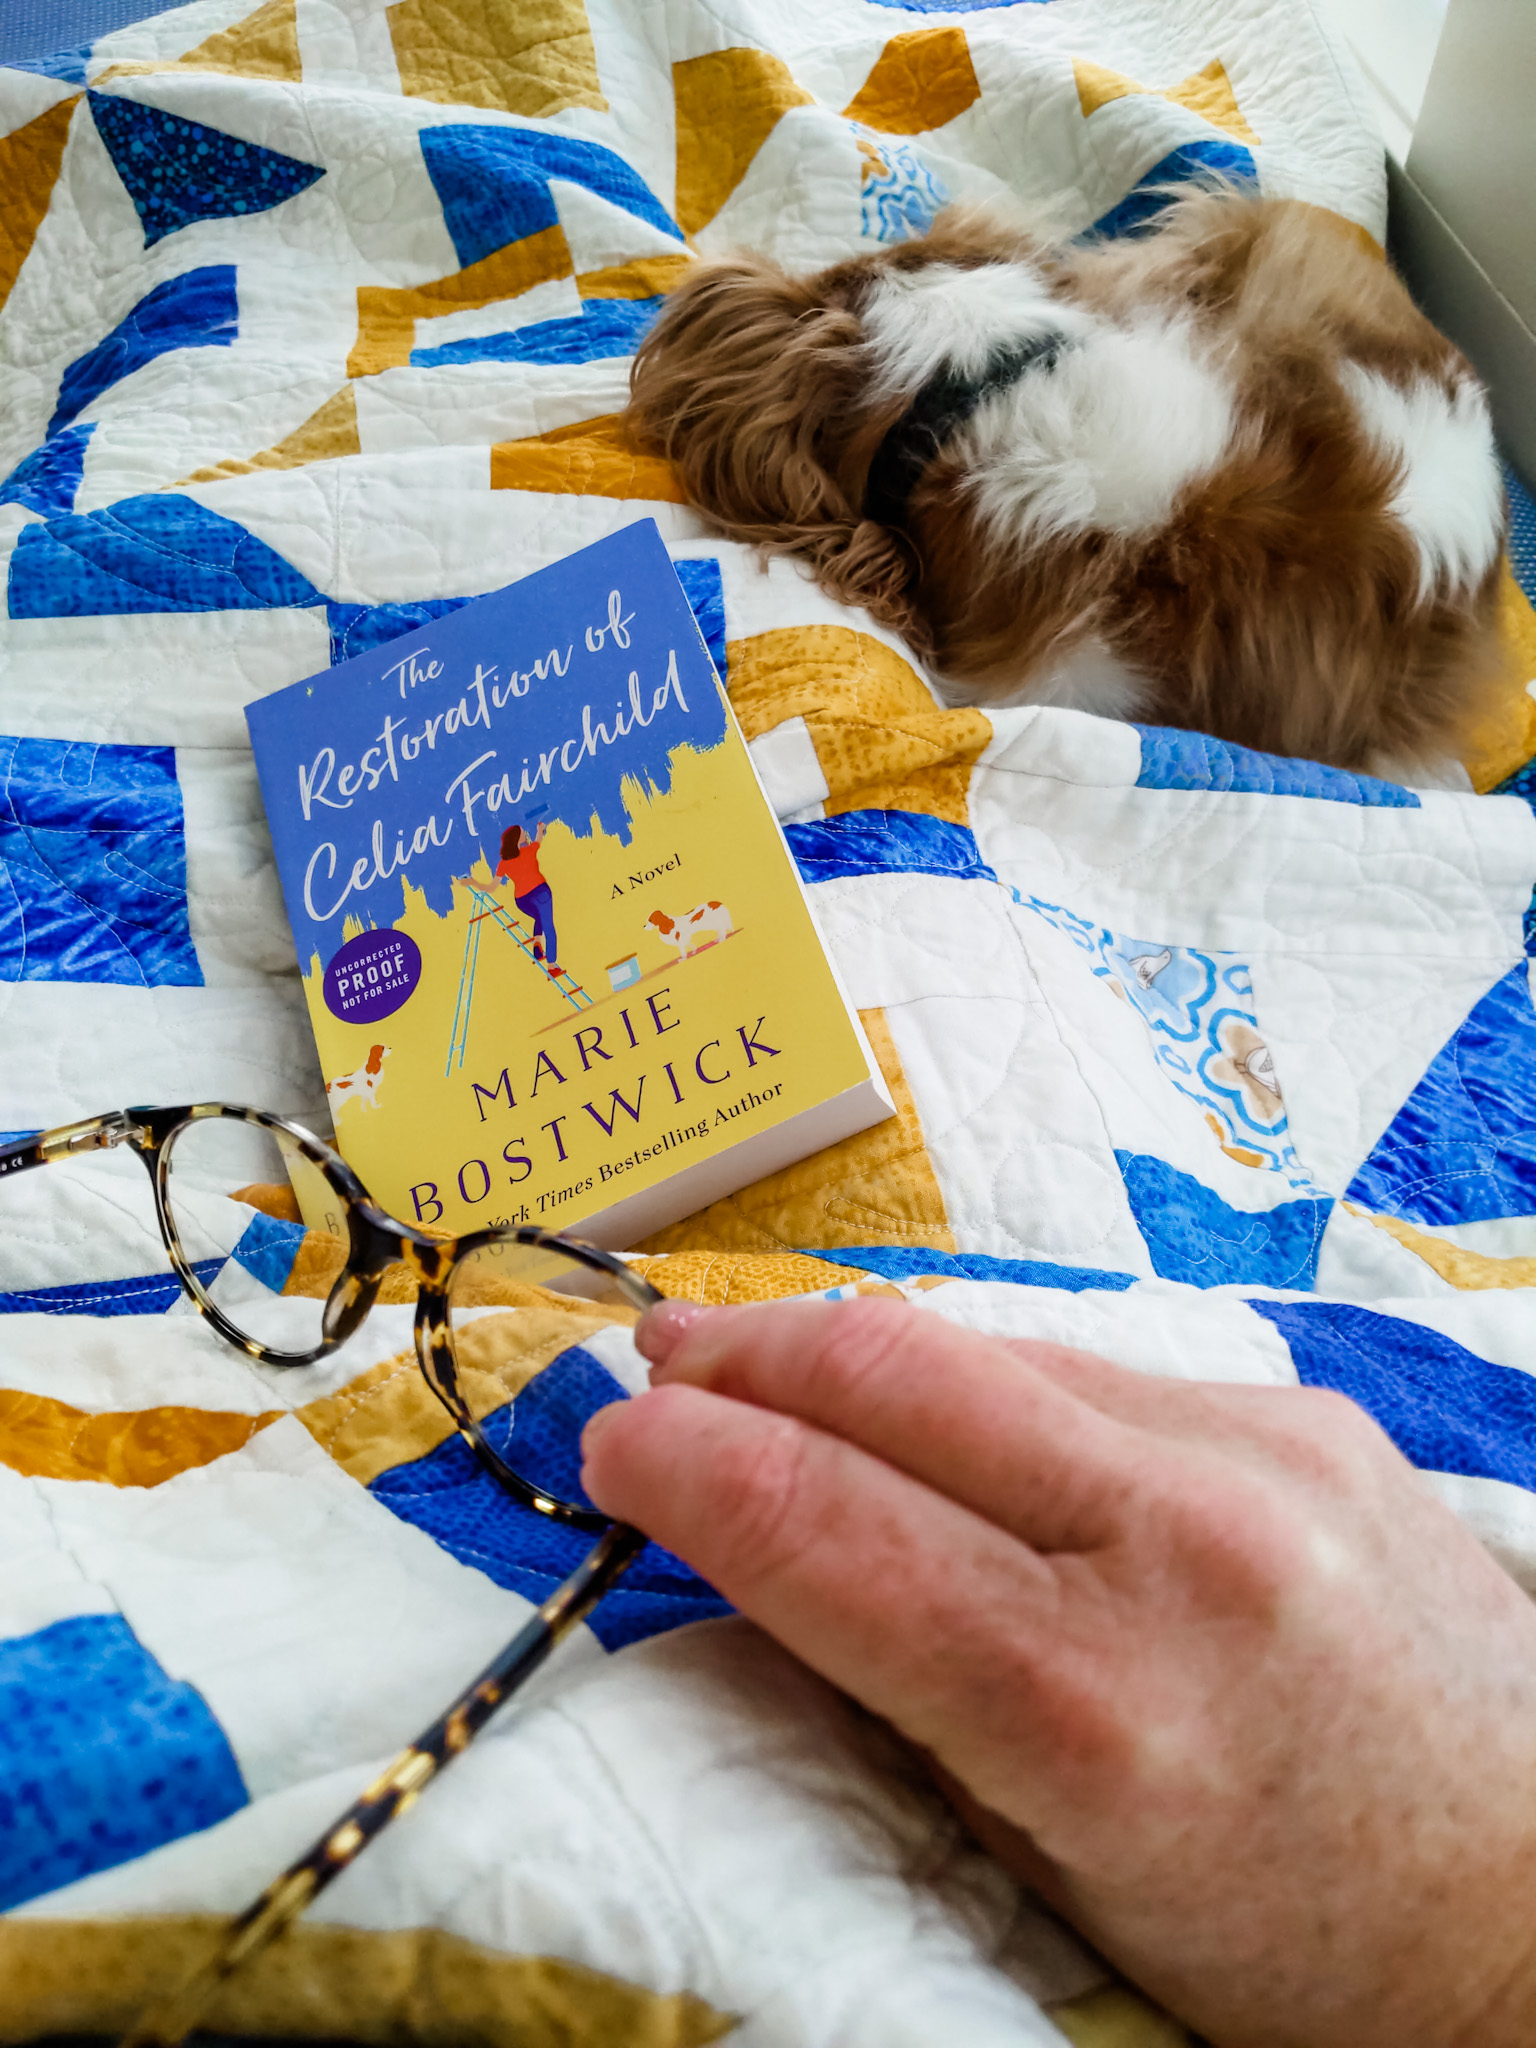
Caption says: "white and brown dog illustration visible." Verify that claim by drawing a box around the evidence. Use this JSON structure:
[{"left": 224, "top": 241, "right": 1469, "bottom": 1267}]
[
  {"left": 645, "top": 902, "right": 735, "bottom": 958},
  {"left": 327, "top": 1043, "right": 389, "bottom": 1110}
]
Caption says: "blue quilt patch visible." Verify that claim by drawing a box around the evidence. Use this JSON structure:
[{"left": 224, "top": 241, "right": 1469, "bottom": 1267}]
[
  {"left": 419, "top": 125, "right": 681, "bottom": 271},
  {"left": 0, "top": 1612, "right": 247, "bottom": 1910},
  {"left": 88, "top": 91, "right": 324, "bottom": 248},
  {"left": 370, "top": 1347, "right": 730, "bottom": 1651},
  {"left": 805, "top": 1245, "right": 1137, "bottom": 1290},
  {"left": 1092, "top": 140, "right": 1258, "bottom": 241},
  {"left": 1018, "top": 895, "right": 1318, "bottom": 1187},
  {"left": 325, "top": 559, "right": 723, "bottom": 676},
  {"left": 48, "top": 266, "right": 238, "bottom": 436},
  {"left": 4, "top": 47, "right": 89, "bottom": 82},
  {"left": 1117, "top": 1150, "right": 1332, "bottom": 1289},
  {"left": 672, "top": 557, "right": 725, "bottom": 677},
  {"left": 0, "top": 1259, "right": 221, "bottom": 1316},
  {"left": 1345, "top": 963, "right": 1536, "bottom": 1226},
  {"left": 785, "top": 809, "right": 998, "bottom": 885},
  {"left": 410, "top": 296, "right": 662, "bottom": 370},
  {"left": 854, "top": 126, "right": 948, "bottom": 242},
  {"left": 0, "top": 424, "right": 95, "bottom": 519},
  {"left": 1493, "top": 716, "right": 1536, "bottom": 959},
  {"left": 9, "top": 493, "right": 321, "bottom": 619},
  {"left": 0, "top": 736, "right": 202, "bottom": 986},
  {"left": 1250, "top": 1299, "right": 1536, "bottom": 1491},
  {"left": 229, "top": 1211, "right": 305, "bottom": 1294},
  {"left": 1133, "top": 725, "right": 1420, "bottom": 805},
  {"left": 1507, "top": 463, "right": 1535, "bottom": 605},
  {"left": 327, "top": 595, "right": 472, "bottom": 667},
  {"left": 867, "top": 0, "right": 1053, "bottom": 10}
]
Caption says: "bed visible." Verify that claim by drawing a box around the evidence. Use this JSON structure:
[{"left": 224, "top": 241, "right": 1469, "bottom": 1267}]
[{"left": 2, "top": 0, "right": 1535, "bottom": 2040}]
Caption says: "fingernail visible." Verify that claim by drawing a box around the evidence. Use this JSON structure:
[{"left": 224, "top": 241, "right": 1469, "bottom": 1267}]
[{"left": 636, "top": 1298, "right": 715, "bottom": 1371}]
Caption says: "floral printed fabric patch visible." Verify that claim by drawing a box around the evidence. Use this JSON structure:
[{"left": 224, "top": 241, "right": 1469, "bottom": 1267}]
[{"left": 1016, "top": 891, "right": 1312, "bottom": 1184}]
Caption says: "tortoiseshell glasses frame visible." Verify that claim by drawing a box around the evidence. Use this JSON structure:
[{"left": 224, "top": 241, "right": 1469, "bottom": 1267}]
[
  {"left": 1, "top": 1100, "right": 663, "bottom": 1528},
  {"left": 1, "top": 1101, "right": 665, "bottom": 2046}
]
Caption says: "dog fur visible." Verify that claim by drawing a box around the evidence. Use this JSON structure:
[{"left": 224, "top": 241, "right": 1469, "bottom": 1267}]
[{"left": 625, "top": 191, "right": 1509, "bottom": 773}]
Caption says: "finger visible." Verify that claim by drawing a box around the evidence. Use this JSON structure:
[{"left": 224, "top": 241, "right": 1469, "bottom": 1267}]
[
  {"left": 580, "top": 1382, "right": 1100, "bottom": 1820},
  {"left": 633, "top": 1295, "right": 1137, "bottom": 1552},
  {"left": 1016, "top": 1341, "right": 1411, "bottom": 1492}
]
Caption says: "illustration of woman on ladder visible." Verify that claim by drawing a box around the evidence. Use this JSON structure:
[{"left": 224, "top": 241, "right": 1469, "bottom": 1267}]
[{"left": 495, "top": 824, "right": 561, "bottom": 976}]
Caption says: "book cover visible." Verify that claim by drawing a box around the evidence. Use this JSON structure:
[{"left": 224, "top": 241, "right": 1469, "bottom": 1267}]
[{"left": 246, "top": 520, "right": 894, "bottom": 1245}]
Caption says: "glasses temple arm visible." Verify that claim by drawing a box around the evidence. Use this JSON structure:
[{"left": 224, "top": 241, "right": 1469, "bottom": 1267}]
[
  {"left": 0, "top": 1133, "right": 47, "bottom": 1179},
  {"left": 118, "top": 1520, "right": 648, "bottom": 2048},
  {"left": 1, "top": 1111, "right": 147, "bottom": 1182}
]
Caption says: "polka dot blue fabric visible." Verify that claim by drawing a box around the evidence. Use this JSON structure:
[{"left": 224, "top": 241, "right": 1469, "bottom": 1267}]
[
  {"left": 0, "top": 1612, "right": 246, "bottom": 1911},
  {"left": 88, "top": 91, "right": 324, "bottom": 248},
  {"left": 369, "top": 1347, "right": 732, "bottom": 1651}
]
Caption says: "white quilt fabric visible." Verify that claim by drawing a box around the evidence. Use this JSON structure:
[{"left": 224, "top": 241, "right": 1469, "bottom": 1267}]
[{"left": 3, "top": 0, "right": 1535, "bottom": 2041}]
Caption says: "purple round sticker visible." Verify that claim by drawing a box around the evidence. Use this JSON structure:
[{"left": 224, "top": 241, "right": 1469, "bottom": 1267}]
[{"left": 323, "top": 928, "right": 421, "bottom": 1024}]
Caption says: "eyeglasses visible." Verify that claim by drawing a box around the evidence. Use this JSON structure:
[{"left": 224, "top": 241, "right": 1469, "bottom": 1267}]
[{"left": 2, "top": 1104, "right": 664, "bottom": 2046}]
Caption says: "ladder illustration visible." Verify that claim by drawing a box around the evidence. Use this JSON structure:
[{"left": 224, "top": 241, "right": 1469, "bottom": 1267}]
[{"left": 446, "top": 885, "right": 593, "bottom": 1075}]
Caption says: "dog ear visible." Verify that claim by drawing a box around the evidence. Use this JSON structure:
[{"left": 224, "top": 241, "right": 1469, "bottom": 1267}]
[{"left": 626, "top": 254, "right": 921, "bottom": 637}]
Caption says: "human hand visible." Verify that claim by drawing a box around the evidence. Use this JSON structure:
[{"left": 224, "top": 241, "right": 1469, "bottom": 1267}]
[{"left": 580, "top": 1296, "right": 1536, "bottom": 2048}]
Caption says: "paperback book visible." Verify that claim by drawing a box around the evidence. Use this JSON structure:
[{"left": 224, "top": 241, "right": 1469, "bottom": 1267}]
[{"left": 247, "top": 519, "right": 893, "bottom": 1245}]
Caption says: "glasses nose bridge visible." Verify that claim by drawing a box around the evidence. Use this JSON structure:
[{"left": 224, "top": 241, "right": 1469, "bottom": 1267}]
[{"left": 322, "top": 1264, "right": 380, "bottom": 1345}]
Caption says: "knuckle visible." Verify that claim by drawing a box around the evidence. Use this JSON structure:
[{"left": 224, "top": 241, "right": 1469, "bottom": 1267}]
[
  {"left": 1285, "top": 1385, "right": 1394, "bottom": 1481},
  {"left": 807, "top": 1295, "right": 925, "bottom": 1401}
]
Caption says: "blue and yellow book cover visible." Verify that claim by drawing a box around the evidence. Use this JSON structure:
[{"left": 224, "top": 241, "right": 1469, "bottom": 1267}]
[{"left": 247, "top": 521, "right": 893, "bottom": 1243}]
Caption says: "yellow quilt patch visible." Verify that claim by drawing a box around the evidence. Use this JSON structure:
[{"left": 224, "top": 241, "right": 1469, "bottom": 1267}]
[
  {"left": 492, "top": 414, "right": 687, "bottom": 501},
  {"left": 0, "top": 1918, "right": 733, "bottom": 2048},
  {"left": 0, "top": 1389, "right": 279, "bottom": 1487},
  {"left": 725, "top": 624, "right": 990, "bottom": 824},
  {"left": 637, "top": 1007, "right": 956, "bottom": 1257},
  {"left": 347, "top": 225, "right": 573, "bottom": 378},
  {"left": 841, "top": 26, "right": 981, "bottom": 135},
  {"left": 178, "top": 385, "right": 360, "bottom": 485},
  {"left": 387, "top": 0, "right": 607, "bottom": 119},
  {"left": 0, "top": 96, "right": 77, "bottom": 317},
  {"left": 1073, "top": 54, "right": 1260, "bottom": 147},
  {"left": 1462, "top": 565, "right": 1536, "bottom": 793},
  {"left": 95, "top": 0, "right": 301, "bottom": 85},
  {"left": 673, "top": 47, "right": 813, "bottom": 238}
]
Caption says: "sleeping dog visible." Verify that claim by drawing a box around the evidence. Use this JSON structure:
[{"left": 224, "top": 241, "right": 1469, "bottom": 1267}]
[{"left": 626, "top": 188, "right": 1508, "bottom": 778}]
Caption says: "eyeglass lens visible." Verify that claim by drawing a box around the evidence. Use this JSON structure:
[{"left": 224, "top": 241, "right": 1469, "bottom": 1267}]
[
  {"left": 160, "top": 1114, "right": 334, "bottom": 1356},
  {"left": 442, "top": 1239, "right": 646, "bottom": 1516}
]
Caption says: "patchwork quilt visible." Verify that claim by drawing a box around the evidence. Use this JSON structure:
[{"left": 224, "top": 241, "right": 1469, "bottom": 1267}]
[{"left": 3, "top": 0, "right": 1536, "bottom": 2042}]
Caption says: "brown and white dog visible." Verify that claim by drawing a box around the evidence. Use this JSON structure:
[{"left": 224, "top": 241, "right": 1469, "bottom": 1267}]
[
  {"left": 627, "top": 189, "right": 1508, "bottom": 776},
  {"left": 646, "top": 902, "right": 735, "bottom": 955},
  {"left": 327, "top": 1043, "right": 388, "bottom": 1110}
]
